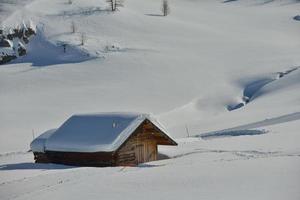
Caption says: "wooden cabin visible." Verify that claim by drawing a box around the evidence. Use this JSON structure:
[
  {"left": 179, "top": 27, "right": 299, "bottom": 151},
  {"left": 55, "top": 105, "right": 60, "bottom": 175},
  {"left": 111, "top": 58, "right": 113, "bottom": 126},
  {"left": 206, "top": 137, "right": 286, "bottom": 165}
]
[{"left": 30, "top": 113, "right": 177, "bottom": 167}]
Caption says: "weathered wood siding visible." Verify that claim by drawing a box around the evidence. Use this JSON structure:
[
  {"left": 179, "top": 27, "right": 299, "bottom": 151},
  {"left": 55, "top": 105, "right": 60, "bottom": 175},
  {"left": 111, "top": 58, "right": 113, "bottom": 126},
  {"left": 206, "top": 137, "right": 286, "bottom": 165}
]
[
  {"left": 115, "top": 120, "right": 166, "bottom": 166},
  {"left": 115, "top": 135, "right": 158, "bottom": 166},
  {"left": 33, "top": 152, "right": 51, "bottom": 163},
  {"left": 34, "top": 151, "right": 114, "bottom": 167}
]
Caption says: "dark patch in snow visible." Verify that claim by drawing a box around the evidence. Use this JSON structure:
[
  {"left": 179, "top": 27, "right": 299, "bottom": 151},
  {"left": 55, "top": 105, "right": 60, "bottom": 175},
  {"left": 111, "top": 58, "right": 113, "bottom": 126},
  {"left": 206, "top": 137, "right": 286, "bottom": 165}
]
[
  {"left": 294, "top": 15, "right": 300, "bottom": 21},
  {"left": 157, "top": 152, "right": 170, "bottom": 160},
  {"left": 145, "top": 14, "right": 164, "bottom": 17},
  {"left": 137, "top": 163, "right": 165, "bottom": 168},
  {"left": 276, "top": 67, "right": 299, "bottom": 78},
  {"left": 223, "top": 0, "right": 238, "bottom": 3},
  {"left": 200, "top": 129, "right": 267, "bottom": 139},
  {"left": 172, "top": 148, "right": 300, "bottom": 162},
  {"left": 256, "top": 0, "right": 276, "bottom": 5},
  {"left": 55, "top": 7, "right": 110, "bottom": 17},
  {"left": 223, "top": 0, "right": 276, "bottom": 4},
  {"left": 196, "top": 112, "right": 300, "bottom": 139},
  {"left": 0, "top": 162, "right": 77, "bottom": 171},
  {"left": 223, "top": 0, "right": 300, "bottom": 6},
  {"left": 227, "top": 102, "right": 245, "bottom": 111}
]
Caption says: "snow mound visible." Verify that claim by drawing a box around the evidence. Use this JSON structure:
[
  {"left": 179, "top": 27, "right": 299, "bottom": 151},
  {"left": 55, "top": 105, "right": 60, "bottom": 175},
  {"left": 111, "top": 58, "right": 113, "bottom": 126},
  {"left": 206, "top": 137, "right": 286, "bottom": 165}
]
[
  {"left": 11, "top": 28, "right": 93, "bottom": 67},
  {"left": 228, "top": 67, "right": 300, "bottom": 111}
]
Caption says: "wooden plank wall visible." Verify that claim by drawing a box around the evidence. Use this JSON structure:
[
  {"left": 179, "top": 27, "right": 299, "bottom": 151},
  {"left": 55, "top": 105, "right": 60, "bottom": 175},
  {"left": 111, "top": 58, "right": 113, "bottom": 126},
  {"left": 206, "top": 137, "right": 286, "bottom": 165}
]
[
  {"left": 115, "top": 123, "right": 159, "bottom": 166},
  {"left": 34, "top": 151, "right": 114, "bottom": 167}
]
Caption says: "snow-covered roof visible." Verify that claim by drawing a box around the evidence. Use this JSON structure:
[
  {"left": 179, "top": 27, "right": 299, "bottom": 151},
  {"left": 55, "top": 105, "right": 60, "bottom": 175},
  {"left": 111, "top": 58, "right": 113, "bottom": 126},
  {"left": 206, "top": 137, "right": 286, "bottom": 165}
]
[
  {"left": 30, "top": 129, "right": 56, "bottom": 152},
  {"left": 30, "top": 112, "right": 174, "bottom": 153}
]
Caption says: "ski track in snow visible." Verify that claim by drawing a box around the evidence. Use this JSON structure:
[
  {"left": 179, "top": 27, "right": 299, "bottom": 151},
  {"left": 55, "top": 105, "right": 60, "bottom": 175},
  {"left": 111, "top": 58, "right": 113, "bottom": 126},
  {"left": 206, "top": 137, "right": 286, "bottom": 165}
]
[
  {"left": 0, "top": 147, "right": 299, "bottom": 200},
  {"left": 0, "top": 151, "right": 30, "bottom": 158},
  {"left": 223, "top": 0, "right": 300, "bottom": 5},
  {"left": 197, "top": 112, "right": 300, "bottom": 139},
  {"left": 172, "top": 148, "right": 300, "bottom": 162}
]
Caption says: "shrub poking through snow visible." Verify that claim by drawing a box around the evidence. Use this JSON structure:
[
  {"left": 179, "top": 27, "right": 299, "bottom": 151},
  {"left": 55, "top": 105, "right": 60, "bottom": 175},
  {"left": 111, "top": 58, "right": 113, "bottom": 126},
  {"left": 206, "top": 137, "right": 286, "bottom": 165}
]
[
  {"left": 104, "top": 43, "right": 121, "bottom": 52},
  {"left": 162, "top": 0, "right": 170, "bottom": 16},
  {"left": 106, "top": 0, "right": 114, "bottom": 11},
  {"left": 71, "top": 21, "right": 76, "bottom": 33},
  {"left": 80, "top": 32, "right": 87, "bottom": 45},
  {"left": 0, "top": 21, "right": 36, "bottom": 64},
  {"left": 293, "top": 15, "right": 300, "bottom": 21},
  {"left": 115, "top": 0, "right": 124, "bottom": 11},
  {"left": 106, "top": 0, "right": 124, "bottom": 11}
]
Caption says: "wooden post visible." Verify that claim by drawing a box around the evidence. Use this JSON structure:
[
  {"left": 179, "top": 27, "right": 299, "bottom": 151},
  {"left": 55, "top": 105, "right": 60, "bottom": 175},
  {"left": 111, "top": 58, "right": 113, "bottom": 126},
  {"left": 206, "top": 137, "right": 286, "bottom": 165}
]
[
  {"left": 32, "top": 129, "right": 35, "bottom": 140},
  {"left": 185, "top": 125, "right": 190, "bottom": 137}
]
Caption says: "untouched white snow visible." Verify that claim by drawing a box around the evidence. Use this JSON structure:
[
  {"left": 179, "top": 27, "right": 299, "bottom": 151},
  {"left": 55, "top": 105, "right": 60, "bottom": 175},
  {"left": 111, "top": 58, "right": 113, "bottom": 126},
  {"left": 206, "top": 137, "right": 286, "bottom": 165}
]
[
  {"left": 0, "top": 0, "right": 299, "bottom": 199},
  {"left": 1, "top": 120, "right": 300, "bottom": 200}
]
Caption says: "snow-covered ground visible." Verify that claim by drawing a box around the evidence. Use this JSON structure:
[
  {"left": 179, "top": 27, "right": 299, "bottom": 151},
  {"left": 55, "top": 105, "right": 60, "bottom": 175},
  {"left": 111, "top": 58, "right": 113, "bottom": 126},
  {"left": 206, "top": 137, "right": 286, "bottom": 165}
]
[{"left": 0, "top": 0, "right": 299, "bottom": 199}]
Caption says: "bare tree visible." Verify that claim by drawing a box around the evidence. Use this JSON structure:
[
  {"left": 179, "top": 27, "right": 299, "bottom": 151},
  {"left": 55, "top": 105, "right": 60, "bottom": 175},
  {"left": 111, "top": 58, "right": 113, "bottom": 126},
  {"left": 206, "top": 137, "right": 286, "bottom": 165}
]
[
  {"left": 106, "top": 0, "right": 114, "bottom": 11},
  {"left": 71, "top": 21, "right": 76, "bottom": 33},
  {"left": 106, "top": 0, "right": 124, "bottom": 11},
  {"left": 162, "top": 0, "right": 170, "bottom": 16},
  {"left": 114, "top": 0, "right": 124, "bottom": 11},
  {"left": 80, "top": 32, "right": 86, "bottom": 45},
  {"left": 62, "top": 43, "right": 67, "bottom": 53}
]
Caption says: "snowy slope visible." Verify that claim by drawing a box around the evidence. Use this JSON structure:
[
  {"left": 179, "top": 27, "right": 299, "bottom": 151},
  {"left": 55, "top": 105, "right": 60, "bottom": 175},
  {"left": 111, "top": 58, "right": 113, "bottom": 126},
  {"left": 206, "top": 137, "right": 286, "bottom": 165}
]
[
  {"left": 0, "top": 0, "right": 299, "bottom": 199},
  {"left": 0, "top": 0, "right": 299, "bottom": 152},
  {"left": 0, "top": 120, "right": 299, "bottom": 200}
]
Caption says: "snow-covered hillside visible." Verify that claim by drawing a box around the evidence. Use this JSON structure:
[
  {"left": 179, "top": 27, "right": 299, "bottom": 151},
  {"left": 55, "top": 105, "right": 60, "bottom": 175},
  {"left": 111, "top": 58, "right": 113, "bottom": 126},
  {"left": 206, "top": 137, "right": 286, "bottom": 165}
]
[{"left": 0, "top": 0, "right": 299, "bottom": 199}]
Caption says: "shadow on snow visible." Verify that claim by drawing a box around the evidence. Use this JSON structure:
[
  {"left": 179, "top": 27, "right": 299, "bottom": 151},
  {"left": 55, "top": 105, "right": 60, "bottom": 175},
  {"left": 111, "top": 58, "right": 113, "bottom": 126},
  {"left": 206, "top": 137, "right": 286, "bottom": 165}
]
[{"left": 0, "top": 162, "right": 78, "bottom": 170}]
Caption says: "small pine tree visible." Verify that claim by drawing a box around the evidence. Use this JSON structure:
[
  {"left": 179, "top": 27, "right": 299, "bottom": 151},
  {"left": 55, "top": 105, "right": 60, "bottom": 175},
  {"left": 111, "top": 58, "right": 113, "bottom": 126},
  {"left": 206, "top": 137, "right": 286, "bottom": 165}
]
[
  {"left": 106, "top": 0, "right": 114, "bottom": 11},
  {"left": 106, "top": 0, "right": 124, "bottom": 11},
  {"left": 80, "top": 32, "right": 86, "bottom": 45},
  {"left": 162, "top": 0, "right": 170, "bottom": 16},
  {"left": 71, "top": 21, "right": 76, "bottom": 33},
  {"left": 62, "top": 43, "right": 67, "bottom": 53},
  {"left": 114, "top": 0, "right": 124, "bottom": 11}
]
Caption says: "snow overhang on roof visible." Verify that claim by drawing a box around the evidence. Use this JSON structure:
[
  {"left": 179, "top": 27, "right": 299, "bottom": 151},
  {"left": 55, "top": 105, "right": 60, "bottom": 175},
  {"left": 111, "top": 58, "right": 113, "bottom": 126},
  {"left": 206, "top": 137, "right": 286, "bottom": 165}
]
[
  {"left": 30, "top": 112, "right": 175, "bottom": 153},
  {"left": 30, "top": 129, "right": 56, "bottom": 153}
]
